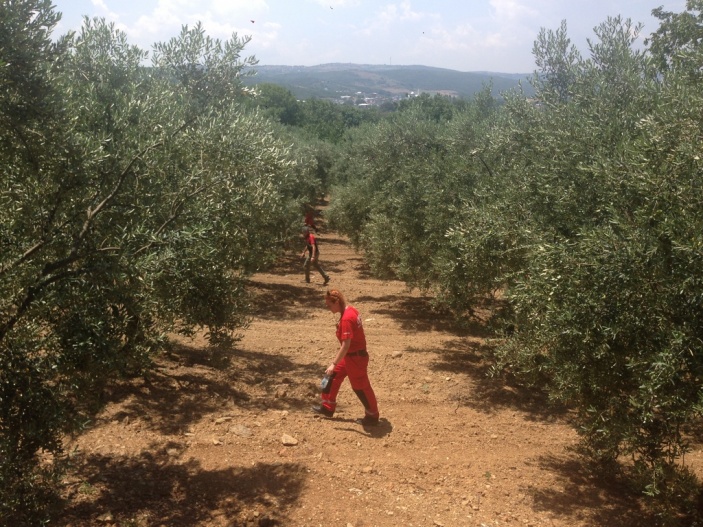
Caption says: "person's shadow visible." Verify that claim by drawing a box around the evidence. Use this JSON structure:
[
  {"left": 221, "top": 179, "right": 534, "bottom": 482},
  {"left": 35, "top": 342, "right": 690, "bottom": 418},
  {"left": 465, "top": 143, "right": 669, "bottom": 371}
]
[{"left": 328, "top": 417, "right": 393, "bottom": 438}]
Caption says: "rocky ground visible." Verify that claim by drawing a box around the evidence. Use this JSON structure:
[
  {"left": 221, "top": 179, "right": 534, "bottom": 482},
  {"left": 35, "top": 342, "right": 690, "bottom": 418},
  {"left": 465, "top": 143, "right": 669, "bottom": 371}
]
[{"left": 58, "top": 216, "right": 703, "bottom": 527}]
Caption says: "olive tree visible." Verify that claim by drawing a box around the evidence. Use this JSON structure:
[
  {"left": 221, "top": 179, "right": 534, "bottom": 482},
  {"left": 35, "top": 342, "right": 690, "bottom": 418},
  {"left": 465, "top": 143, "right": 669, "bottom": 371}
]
[
  {"left": 0, "top": 3, "right": 310, "bottom": 523},
  {"left": 491, "top": 14, "right": 703, "bottom": 516}
]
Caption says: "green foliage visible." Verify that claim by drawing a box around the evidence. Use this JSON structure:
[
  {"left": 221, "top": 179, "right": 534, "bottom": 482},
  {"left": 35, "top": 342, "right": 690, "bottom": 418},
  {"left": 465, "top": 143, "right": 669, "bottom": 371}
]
[
  {"left": 0, "top": 3, "right": 316, "bottom": 523},
  {"left": 328, "top": 90, "right": 500, "bottom": 296},
  {"left": 250, "top": 83, "right": 302, "bottom": 125},
  {"left": 4, "top": 0, "right": 703, "bottom": 522},
  {"left": 531, "top": 20, "right": 581, "bottom": 104},
  {"left": 327, "top": 6, "right": 703, "bottom": 521},
  {"left": 396, "top": 92, "right": 467, "bottom": 122},
  {"left": 437, "top": 204, "right": 532, "bottom": 317},
  {"left": 246, "top": 87, "right": 381, "bottom": 144},
  {"left": 647, "top": 0, "right": 703, "bottom": 78},
  {"left": 296, "top": 98, "right": 380, "bottom": 143},
  {"left": 492, "top": 14, "right": 703, "bottom": 516}
]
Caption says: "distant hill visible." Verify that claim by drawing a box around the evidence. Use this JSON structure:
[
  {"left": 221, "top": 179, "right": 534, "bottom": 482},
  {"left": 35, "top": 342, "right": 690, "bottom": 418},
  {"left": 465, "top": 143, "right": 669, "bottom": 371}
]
[{"left": 243, "top": 63, "right": 534, "bottom": 101}]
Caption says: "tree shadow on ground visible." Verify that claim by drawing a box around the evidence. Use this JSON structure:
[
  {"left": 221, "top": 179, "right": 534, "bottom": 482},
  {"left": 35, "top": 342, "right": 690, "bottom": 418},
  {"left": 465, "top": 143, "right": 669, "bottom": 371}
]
[
  {"left": 259, "top": 251, "right": 303, "bottom": 276},
  {"left": 351, "top": 257, "right": 376, "bottom": 279},
  {"left": 248, "top": 249, "right": 348, "bottom": 319},
  {"left": 100, "top": 344, "right": 321, "bottom": 435},
  {"left": 60, "top": 447, "right": 303, "bottom": 526},
  {"left": 409, "top": 335, "right": 570, "bottom": 422},
  {"left": 359, "top": 293, "right": 489, "bottom": 336},
  {"left": 416, "top": 333, "right": 655, "bottom": 523},
  {"left": 248, "top": 280, "right": 323, "bottom": 319},
  {"left": 529, "top": 454, "right": 653, "bottom": 527},
  {"left": 313, "top": 235, "right": 351, "bottom": 247}
]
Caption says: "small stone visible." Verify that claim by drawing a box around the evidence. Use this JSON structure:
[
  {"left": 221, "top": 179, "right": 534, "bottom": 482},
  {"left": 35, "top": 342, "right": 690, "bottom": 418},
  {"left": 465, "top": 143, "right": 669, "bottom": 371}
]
[
  {"left": 230, "top": 425, "right": 252, "bottom": 437},
  {"left": 214, "top": 417, "right": 232, "bottom": 424},
  {"left": 281, "top": 434, "right": 298, "bottom": 446}
]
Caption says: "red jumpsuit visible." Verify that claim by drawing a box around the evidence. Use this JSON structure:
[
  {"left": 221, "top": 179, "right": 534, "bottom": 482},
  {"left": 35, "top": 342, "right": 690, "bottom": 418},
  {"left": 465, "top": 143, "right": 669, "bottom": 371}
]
[
  {"left": 320, "top": 305, "right": 379, "bottom": 419},
  {"left": 304, "top": 210, "right": 317, "bottom": 231}
]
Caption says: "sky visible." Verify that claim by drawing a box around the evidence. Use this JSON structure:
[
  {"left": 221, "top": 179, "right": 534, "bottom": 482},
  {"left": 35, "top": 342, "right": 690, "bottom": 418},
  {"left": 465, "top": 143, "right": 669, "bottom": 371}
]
[{"left": 50, "top": 0, "right": 688, "bottom": 74}]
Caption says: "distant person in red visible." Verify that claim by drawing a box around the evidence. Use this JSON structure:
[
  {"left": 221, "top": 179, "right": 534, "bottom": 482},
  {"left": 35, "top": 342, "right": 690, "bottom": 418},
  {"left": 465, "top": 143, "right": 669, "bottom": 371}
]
[
  {"left": 304, "top": 206, "right": 318, "bottom": 232},
  {"left": 301, "top": 226, "right": 330, "bottom": 285},
  {"left": 313, "top": 289, "right": 380, "bottom": 427}
]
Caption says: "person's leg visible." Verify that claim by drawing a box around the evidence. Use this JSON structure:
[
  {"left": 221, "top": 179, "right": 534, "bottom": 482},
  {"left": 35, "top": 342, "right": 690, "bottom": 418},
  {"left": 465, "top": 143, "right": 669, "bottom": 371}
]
[
  {"left": 346, "top": 355, "right": 379, "bottom": 420},
  {"left": 314, "top": 260, "right": 330, "bottom": 283},
  {"left": 316, "top": 361, "right": 347, "bottom": 415},
  {"left": 303, "top": 255, "right": 311, "bottom": 282}
]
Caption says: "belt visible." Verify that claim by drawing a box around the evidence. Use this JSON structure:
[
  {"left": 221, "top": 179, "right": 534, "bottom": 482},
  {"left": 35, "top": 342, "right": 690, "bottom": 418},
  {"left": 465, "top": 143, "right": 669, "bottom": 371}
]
[{"left": 347, "top": 350, "right": 368, "bottom": 357}]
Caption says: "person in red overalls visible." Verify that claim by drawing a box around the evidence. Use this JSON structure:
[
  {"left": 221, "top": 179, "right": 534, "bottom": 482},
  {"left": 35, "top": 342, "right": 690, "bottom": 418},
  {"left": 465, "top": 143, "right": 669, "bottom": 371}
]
[
  {"left": 312, "top": 289, "right": 380, "bottom": 426},
  {"left": 301, "top": 226, "right": 330, "bottom": 285},
  {"left": 304, "top": 207, "right": 318, "bottom": 232}
]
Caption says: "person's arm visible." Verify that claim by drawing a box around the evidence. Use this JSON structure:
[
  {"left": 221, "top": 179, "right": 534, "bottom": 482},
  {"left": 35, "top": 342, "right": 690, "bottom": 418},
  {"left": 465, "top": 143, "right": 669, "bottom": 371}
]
[{"left": 326, "top": 339, "right": 351, "bottom": 375}]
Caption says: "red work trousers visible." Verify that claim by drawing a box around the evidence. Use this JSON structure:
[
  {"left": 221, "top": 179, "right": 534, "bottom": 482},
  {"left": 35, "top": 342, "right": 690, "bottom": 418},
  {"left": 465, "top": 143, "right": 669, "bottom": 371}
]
[{"left": 320, "top": 351, "right": 379, "bottom": 418}]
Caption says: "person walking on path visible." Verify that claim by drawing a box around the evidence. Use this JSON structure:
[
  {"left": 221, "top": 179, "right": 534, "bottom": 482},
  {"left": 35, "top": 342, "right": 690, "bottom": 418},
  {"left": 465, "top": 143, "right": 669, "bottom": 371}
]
[
  {"left": 313, "top": 289, "right": 380, "bottom": 426},
  {"left": 301, "top": 226, "right": 330, "bottom": 285},
  {"left": 304, "top": 206, "right": 318, "bottom": 232}
]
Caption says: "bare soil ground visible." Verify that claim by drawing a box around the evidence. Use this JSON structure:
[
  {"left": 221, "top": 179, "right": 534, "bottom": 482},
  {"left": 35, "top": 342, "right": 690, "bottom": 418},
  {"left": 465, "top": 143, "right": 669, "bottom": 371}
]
[{"left": 59, "top": 214, "right": 700, "bottom": 527}]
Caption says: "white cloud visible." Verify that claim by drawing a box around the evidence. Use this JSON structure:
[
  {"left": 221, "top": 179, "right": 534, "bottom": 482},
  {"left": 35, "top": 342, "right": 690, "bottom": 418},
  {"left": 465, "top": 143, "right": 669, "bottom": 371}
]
[
  {"left": 210, "top": 0, "right": 269, "bottom": 16},
  {"left": 395, "top": 1, "right": 424, "bottom": 22},
  {"left": 114, "top": 0, "right": 270, "bottom": 49},
  {"left": 54, "top": 0, "right": 687, "bottom": 73},
  {"left": 310, "top": 0, "right": 361, "bottom": 8},
  {"left": 489, "top": 0, "right": 540, "bottom": 24},
  {"left": 357, "top": 1, "right": 438, "bottom": 37},
  {"left": 89, "top": 0, "right": 118, "bottom": 19}
]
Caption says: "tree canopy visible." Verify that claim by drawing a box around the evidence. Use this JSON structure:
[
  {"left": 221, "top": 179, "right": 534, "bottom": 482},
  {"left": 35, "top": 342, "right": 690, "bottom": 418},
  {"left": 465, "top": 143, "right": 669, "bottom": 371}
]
[
  {"left": 0, "top": 2, "right": 322, "bottom": 523},
  {"left": 326, "top": 7, "right": 703, "bottom": 521},
  {"left": 4, "top": 0, "right": 703, "bottom": 523}
]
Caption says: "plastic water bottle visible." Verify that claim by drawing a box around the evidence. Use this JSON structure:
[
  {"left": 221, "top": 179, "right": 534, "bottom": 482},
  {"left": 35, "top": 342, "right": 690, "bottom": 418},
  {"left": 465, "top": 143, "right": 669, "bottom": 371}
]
[{"left": 320, "top": 374, "right": 332, "bottom": 390}]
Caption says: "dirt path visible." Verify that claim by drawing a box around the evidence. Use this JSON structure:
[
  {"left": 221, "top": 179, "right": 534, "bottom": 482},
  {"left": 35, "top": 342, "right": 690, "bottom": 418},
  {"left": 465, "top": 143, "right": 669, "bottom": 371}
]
[{"left": 61, "top": 224, "right": 655, "bottom": 527}]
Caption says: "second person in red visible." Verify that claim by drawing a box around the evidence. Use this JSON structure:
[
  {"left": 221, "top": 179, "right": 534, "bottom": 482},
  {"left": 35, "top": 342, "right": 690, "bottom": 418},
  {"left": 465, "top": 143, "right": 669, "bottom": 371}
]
[{"left": 301, "top": 226, "right": 330, "bottom": 285}]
